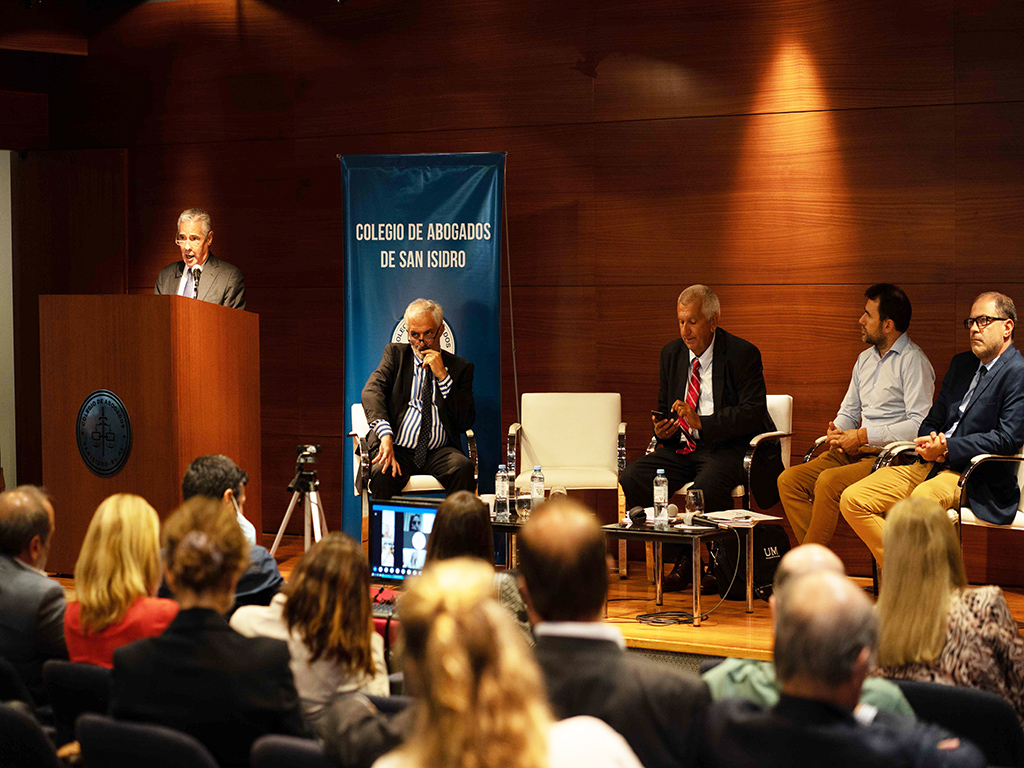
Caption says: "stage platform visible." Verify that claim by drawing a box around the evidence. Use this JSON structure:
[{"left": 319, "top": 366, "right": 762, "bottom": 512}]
[{"left": 54, "top": 534, "right": 1024, "bottom": 665}]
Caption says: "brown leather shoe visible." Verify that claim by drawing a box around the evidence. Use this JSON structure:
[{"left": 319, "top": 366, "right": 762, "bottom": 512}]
[{"left": 661, "top": 553, "right": 693, "bottom": 592}]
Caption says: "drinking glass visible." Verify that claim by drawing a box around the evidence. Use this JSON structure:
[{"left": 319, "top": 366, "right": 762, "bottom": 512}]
[{"left": 685, "top": 488, "right": 705, "bottom": 519}]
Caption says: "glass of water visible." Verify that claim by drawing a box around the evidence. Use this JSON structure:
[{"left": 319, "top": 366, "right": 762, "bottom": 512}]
[
  {"left": 516, "top": 492, "right": 532, "bottom": 521},
  {"left": 685, "top": 488, "right": 704, "bottom": 519}
]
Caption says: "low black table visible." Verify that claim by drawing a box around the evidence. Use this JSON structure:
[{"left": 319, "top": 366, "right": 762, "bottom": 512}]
[{"left": 602, "top": 521, "right": 758, "bottom": 627}]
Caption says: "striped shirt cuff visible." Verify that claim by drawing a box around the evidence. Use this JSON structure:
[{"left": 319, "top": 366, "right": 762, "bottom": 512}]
[
  {"left": 437, "top": 374, "right": 453, "bottom": 397},
  {"left": 370, "top": 419, "right": 393, "bottom": 439}
]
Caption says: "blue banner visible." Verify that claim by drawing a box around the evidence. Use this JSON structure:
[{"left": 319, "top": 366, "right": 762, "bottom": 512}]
[{"left": 340, "top": 153, "right": 505, "bottom": 541}]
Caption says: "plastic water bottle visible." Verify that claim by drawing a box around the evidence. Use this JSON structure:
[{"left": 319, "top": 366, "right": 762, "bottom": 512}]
[
  {"left": 653, "top": 469, "right": 669, "bottom": 528},
  {"left": 530, "top": 466, "right": 545, "bottom": 513},
  {"left": 494, "top": 464, "right": 510, "bottom": 522}
]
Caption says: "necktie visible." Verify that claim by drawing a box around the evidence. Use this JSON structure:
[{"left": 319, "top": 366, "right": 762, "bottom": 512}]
[
  {"left": 414, "top": 367, "right": 434, "bottom": 468},
  {"left": 947, "top": 366, "right": 987, "bottom": 437},
  {"left": 677, "top": 358, "right": 701, "bottom": 455},
  {"left": 192, "top": 267, "right": 202, "bottom": 299}
]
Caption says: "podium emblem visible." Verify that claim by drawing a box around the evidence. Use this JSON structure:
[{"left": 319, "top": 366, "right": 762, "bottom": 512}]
[{"left": 76, "top": 390, "right": 132, "bottom": 477}]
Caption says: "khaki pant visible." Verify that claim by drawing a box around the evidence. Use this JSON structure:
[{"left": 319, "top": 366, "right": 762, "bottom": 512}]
[
  {"left": 838, "top": 462, "right": 961, "bottom": 566},
  {"left": 778, "top": 450, "right": 877, "bottom": 545}
]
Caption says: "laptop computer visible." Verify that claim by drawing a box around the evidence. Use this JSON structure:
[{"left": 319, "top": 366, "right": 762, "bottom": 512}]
[{"left": 367, "top": 497, "right": 441, "bottom": 584}]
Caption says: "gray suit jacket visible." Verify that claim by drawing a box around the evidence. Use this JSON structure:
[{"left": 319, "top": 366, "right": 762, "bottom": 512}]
[
  {"left": 154, "top": 254, "right": 246, "bottom": 310},
  {"left": 0, "top": 554, "right": 68, "bottom": 702}
]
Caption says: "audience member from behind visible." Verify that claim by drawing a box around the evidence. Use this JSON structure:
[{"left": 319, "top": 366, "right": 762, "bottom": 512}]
[
  {"left": 110, "top": 497, "right": 305, "bottom": 768},
  {"left": 0, "top": 485, "right": 67, "bottom": 703},
  {"left": 424, "top": 490, "right": 532, "bottom": 645},
  {"left": 517, "top": 498, "right": 709, "bottom": 768},
  {"left": 703, "top": 543, "right": 913, "bottom": 717},
  {"left": 65, "top": 494, "right": 178, "bottom": 668},
  {"left": 231, "top": 532, "right": 388, "bottom": 735},
  {"left": 374, "top": 558, "right": 642, "bottom": 768},
  {"left": 700, "top": 571, "right": 983, "bottom": 768},
  {"left": 175, "top": 454, "right": 283, "bottom": 609},
  {"left": 877, "top": 497, "right": 1024, "bottom": 725}
]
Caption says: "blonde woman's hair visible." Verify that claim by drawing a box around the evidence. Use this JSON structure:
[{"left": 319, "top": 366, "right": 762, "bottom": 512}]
[
  {"left": 74, "top": 494, "right": 162, "bottom": 635},
  {"left": 877, "top": 497, "right": 967, "bottom": 666},
  {"left": 396, "top": 558, "right": 552, "bottom": 768}
]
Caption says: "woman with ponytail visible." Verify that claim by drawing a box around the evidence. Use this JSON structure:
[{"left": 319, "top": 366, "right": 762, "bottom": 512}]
[
  {"left": 373, "top": 558, "right": 642, "bottom": 768},
  {"left": 110, "top": 497, "right": 306, "bottom": 768}
]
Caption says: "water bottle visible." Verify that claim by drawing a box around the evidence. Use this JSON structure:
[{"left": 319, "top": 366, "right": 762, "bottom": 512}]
[
  {"left": 494, "top": 464, "right": 510, "bottom": 522},
  {"left": 653, "top": 469, "right": 669, "bottom": 529},
  {"left": 530, "top": 466, "right": 545, "bottom": 513}
]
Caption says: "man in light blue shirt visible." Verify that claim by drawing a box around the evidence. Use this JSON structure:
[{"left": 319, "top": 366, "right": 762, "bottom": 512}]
[{"left": 778, "top": 284, "right": 934, "bottom": 545}]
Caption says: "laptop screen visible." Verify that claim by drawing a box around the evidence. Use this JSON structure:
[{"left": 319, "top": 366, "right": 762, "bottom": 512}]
[{"left": 367, "top": 497, "right": 440, "bottom": 583}]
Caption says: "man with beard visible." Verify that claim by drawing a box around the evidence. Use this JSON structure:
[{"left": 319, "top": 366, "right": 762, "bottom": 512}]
[{"left": 777, "top": 284, "right": 934, "bottom": 546}]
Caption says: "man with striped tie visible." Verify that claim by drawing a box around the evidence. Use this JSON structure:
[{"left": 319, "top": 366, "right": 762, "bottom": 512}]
[
  {"left": 619, "top": 285, "right": 782, "bottom": 590},
  {"left": 362, "top": 298, "right": 476, "bottom": 499}
]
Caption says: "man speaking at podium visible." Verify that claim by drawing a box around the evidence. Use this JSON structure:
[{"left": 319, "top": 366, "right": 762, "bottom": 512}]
[
  {"left": 154, "top": 208, "right": 246, "bottom": 310},
  {"left": 362, "top": 298, "right": 476, "bottom": 499}
]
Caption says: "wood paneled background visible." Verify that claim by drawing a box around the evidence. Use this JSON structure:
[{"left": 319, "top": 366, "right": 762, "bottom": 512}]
[{"left": 2, "top": 0, "right": 1023, "bottom": 581}]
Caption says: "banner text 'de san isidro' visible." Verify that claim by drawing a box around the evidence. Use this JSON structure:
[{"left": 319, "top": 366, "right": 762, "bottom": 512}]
[{"left": 355, "top": 221, "right": 493, "bottom": 269}]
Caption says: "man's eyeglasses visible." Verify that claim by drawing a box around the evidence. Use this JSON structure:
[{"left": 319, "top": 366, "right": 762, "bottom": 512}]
[
  {"left": 175, "top": 234, "right": 208, "bottom": 246},
  {"left": 963, "top": 316, "right": 1010, "bottom": 330},
  {"left": 409, "top": 329, "right": 438, "bottom": 342}
]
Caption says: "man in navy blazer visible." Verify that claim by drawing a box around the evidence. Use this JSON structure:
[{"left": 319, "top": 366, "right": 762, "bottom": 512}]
[
  {"left": 154, "top": 208, "right": 246, "bottom": 310},
  {"left": 841, "top": 292, "right": 1024, "bottom": 565},
  {"left": 362, "top": 298, "right": 476, "bottom": 499}
]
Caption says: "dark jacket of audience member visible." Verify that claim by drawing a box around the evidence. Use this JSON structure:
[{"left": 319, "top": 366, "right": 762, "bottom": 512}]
[
  {"left": 111, "top": 497, "right": 305, "bottom": 768},
  {"left": 0, "top": 486, "right": 67, "bottom": 704},
  {"left": 699, "top": 571, "right": 984, "bottom": 768},
  {"left": 519, "top": 499, "right": 710, "bottom": 768}
]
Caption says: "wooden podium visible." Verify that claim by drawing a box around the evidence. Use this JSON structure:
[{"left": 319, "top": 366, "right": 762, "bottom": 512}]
[{"left": 39, "top": 295, "right": 261, "bottom": 575}]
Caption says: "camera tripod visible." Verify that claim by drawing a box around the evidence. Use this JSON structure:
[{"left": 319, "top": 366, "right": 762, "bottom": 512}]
[{"left": 269, "top": 465, "right": 328, "bottom": 556}]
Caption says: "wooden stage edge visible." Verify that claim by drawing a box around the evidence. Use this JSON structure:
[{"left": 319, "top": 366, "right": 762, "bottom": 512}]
[{"left": 55, "top": 535, "right": 1024, "bottom": 664}]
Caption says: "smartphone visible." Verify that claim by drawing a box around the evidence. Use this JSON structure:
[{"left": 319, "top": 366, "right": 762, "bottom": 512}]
[{"left": 651, "top": 409, "right": 674, "bottom": 421}]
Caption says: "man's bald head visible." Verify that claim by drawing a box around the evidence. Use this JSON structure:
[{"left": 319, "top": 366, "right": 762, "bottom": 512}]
[
  {"left": 773, "top": 543, "right": 845, "bottom": 596},
  {"left": 774, "top": 571, "right": 876, "bottom": 689},
  {"left": 517, "top": 498, "right": 607, "bottom": 622},
  {"left": 0, "top": 486, "right": 55, "bottom": 566}
]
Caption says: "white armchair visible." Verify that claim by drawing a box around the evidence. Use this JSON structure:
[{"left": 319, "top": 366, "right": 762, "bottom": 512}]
[{"left": 506, "top": 392, "right": 626, "bottom": 492}]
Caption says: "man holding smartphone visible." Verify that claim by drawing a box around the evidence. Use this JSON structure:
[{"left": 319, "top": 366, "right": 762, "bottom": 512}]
[{"left": 619, "top": 285, "right": 783, "bottom": 590}]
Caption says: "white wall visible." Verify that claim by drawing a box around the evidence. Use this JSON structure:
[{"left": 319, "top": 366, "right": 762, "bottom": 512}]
[{"left": 0, "top": 151, "right": 15, "bottom": 487}]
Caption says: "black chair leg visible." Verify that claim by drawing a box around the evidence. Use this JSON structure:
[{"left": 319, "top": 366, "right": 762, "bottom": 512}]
[{"left": 871, "top": 556, "right": 879, "bottom": 596}]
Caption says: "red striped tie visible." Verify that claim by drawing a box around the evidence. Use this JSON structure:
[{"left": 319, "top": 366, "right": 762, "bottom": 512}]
[{"left": 677, "top": 358, "right": 700, "bottom": 455}]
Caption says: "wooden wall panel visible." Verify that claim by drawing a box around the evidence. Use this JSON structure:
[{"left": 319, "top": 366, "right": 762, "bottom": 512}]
[
  {"left": 955, "top": 103, "right": 1024, "bottom": 283},
  {"left": 953, "top": 0, "right": 1024, "bottom": 104},
  {"left": 593, "top": 106, "right": 955, "bottom": 286},
  {"left": 591, "top": 0, "right": 953, "bottom": 122},
  {"left": 0, "top": 90, "right": 48, "bottom": 150},
  {"left": 12, "top": 150, "right": 128, "bottom": 487}
]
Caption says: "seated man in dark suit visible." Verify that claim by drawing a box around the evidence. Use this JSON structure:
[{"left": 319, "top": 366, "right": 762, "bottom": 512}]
[
  {"left": 840, "top": 291, "right": 1024, "bottom": 566},
  {"left": 362, "top": 298, "right": 475, "bottom": 499},
  {"left": 154, "top": 207, "right": 246, "bottom": 310},
  {"left": 517, "top": 498, "right": 710, "bottom": 768},
  {"left": 619, "top": 284, "right": 782, "bottom": 590},
  {"left": 0, "top": 486, "right": 68, "bottom": 703},
  {"left": 159, "top": 455, "right": 283, "bottom": 609},
  {"left": 700, "top": 570, "right": 983, "bottom": 768}
]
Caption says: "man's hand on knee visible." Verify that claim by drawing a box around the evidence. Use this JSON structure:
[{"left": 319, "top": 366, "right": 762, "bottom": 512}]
[{"left": 373, "top": 435, "right": 403, "bottom": 477}]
